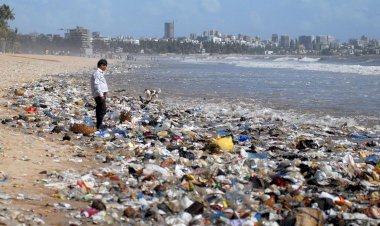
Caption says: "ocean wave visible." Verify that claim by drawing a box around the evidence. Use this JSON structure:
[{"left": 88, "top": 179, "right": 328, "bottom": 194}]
[
  {"left": 233, "top": 61, "right": 380, "bottom": 75},
  {"left": 180, "top": 56, "right": 380, "bottom": 76},
  {"left": 273, "top": 57, "right": 299, "bottom": 62},
  {"left": 298, "top": 57, "right": 321, "bottom": 62},
  {"left": 273, "top": 57, "right": 320, "bottom": 62},
  {"left": 164, "top": 96, "right": 380, "bottom": 131}
]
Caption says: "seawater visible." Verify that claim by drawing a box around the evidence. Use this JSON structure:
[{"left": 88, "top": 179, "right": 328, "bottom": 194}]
[{"left": 109, "top": 55, "right": 380, "bottom": 128}]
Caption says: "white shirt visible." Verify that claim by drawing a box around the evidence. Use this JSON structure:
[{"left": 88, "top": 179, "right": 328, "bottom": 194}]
[{"left": 91, "top": 68, "right": 109, "bottom": 97}]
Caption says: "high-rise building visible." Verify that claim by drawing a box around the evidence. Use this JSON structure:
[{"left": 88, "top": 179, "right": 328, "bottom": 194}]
[
  {"left": 361, "top": 35, "right": 368, "bottom": 42},
  {"left": 316, "top": 35, "right": 328, "bottom": 45},
  {"left": 290, "top": 39, "right": 296, "bottom": 49},
  {"left": 66, "top": 26, "right": 92, "bottom": 49},
  {"left": 190, "top": 33, "right": 197, "bottom": 40},
  {"left": 316, "top": 35, "right": 329, "bottom": 50},
  {"left": 280, "top": 35, "right": 290, "bottom": 48},
  {"left": 298, "top": 35, "right": 314, "bottom": 50},
  {"left": 360, "top": 35, "right": 369, "bottom": 46},
  {"left": 327, "top": 35, "right": 335, "bottom": 44},
  {"left": 272, "top": 34, "right": 279, "bottom": 43},
  {"left": 164, "top": 22, "right": 174, "bottom": 39}
]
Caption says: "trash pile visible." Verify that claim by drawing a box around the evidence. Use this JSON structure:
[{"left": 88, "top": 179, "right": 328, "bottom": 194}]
[{"left": 1, "top": 70, "right": 379, "bottom": 225}]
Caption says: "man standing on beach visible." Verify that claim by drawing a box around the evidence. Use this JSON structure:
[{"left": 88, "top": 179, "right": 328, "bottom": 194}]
[{"left": 91, "top": 59, "right": 108, "bottom": 130}]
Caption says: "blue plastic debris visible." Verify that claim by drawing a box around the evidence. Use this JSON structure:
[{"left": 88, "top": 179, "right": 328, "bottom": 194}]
[
  {"left": 255, "top": 213, "right": 262, "bottom": 220},
  {"left": 137, "top": 193, "right": 144, "bottom": 199},
  {"left": 112, "top": 129, "right": 128, "bottom": 136},
  {"left": 83, "top": 117, "right": 95, "bottom": 127},
  {"left": 0, "top": 178, "right": 8, "bottom": 183},
  {"left": 351, "top": 134, "right": 369, "bottom": 139},
  {"left": 95, "top": 130, "right": 109, "bottom": 137},
  {"left": 238, "top": 135, "right": 251, "bottom": 142},
  {"left": 365, "top": 155, "right": 380, "bottom": 165},
  {"left": 43, "top": 110, "right": 56, "bottom": 119}
]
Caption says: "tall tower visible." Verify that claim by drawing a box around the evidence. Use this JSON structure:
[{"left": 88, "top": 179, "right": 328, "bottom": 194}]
[
  {"left": 299, "top": 35, "right": 314, "bottom": 50},
  {"left": 164, "top": 21, "right": 174, "bottom": 39},
  {"left": 280, "top": 35, "right": 290, "bottom": 48},
  {"left": 272, "top": 34, "right": 279, "bottom": 43}
]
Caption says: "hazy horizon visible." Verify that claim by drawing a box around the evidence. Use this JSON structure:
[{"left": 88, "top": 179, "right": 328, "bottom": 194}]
[{"left": 4, "top": 0, "right": 380, "bottom": 41}]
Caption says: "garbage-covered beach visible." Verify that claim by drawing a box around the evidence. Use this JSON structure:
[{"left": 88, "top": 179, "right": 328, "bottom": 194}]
[{"left": 1, "top": 55, "right": 380, "bottom": 225}]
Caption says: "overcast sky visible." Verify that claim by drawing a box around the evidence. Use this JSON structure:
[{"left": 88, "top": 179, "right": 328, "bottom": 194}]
[{"left": 4, "top": 0, "right": 380, "bottom": 41}]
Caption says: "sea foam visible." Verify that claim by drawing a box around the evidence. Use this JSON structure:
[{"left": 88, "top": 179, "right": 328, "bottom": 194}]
[{"left": 180, "top": 55, "right": 380, "bottom": 76}]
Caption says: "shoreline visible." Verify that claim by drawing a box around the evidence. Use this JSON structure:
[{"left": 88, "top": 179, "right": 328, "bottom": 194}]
[
  {"left": 110, "top": 55, "right": 380, "bottom": 128},
  {"left": 0, "top": 54, "right": 379, "bottom": 225}
]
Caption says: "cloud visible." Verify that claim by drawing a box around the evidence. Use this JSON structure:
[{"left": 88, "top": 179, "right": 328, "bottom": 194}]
[{"left": 200, "top": 0, "right": 221, "bottom": 13}]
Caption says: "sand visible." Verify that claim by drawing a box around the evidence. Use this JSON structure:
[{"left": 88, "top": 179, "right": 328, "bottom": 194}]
[{"left": 0, "top": 54, "right": 112, "bottom": 224}]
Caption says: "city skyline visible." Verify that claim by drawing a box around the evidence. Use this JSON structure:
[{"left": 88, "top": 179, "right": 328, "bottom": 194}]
[{"left": 3, "top": 0, "right": 380, "bottom": 41}]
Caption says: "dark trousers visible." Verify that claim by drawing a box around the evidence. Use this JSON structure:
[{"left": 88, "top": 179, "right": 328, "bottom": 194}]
[{"left": 94, "top": 93, "right": 107, "bottom": 129}]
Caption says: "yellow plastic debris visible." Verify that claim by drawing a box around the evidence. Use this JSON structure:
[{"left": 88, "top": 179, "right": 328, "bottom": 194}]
[
  {"left": 210, "top": 135, "right": 234, "bottom": 152},
  {"left": 221, "top": 199, "right": 228, "bottom": 208},
  {"left": 52, "top": 193, "right": 65, "bottom": 200},
  {"left": 157, "top": 131, "right": 169, "bottom": 138},
  {"left": 184, "top": 174, "right": 196, "bottom": 180}
]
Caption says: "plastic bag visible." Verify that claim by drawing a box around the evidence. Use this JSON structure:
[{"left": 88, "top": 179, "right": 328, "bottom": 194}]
[{"left": 209, "top": 135, "right": 234, "bottom": 152}]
